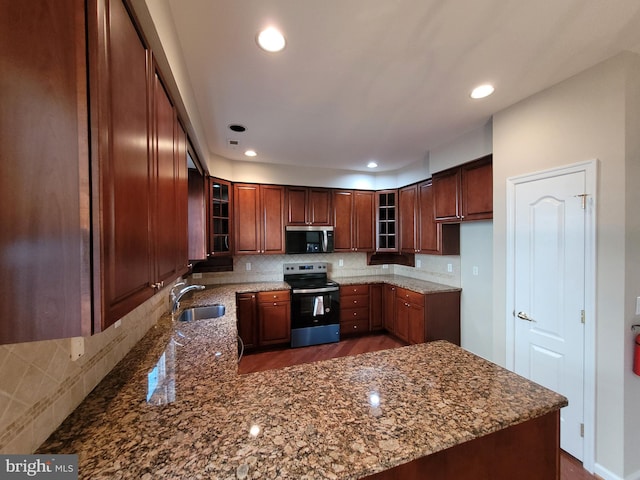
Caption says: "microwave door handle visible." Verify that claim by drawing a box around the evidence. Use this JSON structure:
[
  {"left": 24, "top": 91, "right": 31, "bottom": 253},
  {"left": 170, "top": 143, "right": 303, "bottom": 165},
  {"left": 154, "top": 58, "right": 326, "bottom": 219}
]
[{"left": 322, "top": 231, "right": 328, "bottom": 252}]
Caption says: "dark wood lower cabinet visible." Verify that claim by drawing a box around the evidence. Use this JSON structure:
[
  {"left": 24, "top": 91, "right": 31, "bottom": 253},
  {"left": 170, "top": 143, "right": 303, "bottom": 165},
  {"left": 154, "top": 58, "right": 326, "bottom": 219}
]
[
  {"left": 236, "top": 293, "right": 258, "bottom": 350},
  {"left": 390, "top": 288, "right": 460, "bottom": 345},
  {"left": 364, "top": 410, "right": 560, "bottom": 480},
  {"left": 257, "top": 290, "right": 291, "bottom": 346},
  {"left": 369, "top": 284, "right": 383, "bottom": 331}
]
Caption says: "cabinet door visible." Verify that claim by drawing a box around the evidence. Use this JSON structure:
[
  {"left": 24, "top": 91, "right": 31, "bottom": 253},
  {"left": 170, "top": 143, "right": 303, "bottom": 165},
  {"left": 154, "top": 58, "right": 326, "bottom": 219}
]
[
  {"left": 234, "top": 183, "right": 261, "bottom": 254},
  {"left": 153, "top": 73, "right": 181, "bottom": 284},
  {"left": 394, "top": 296, "right": 410, "bottom": 343},
  {"left": 383, "top": 285, "right": 396, "bottom": 333},
  {"left": 354, "top": 190, "right": 375, "bottom": 251},
  {"left": 261, "top": 184, "right": 285, "bottom": 254},
  {"left": 418, "top": 180, "right": 438, "bottom": 252},
  {"left": 187, "top": 169, "right": 207, "bottom": 261},
  {"left": 286, "top": 187, "right": 308, "bottom": 225},
  {"left": 210, "top": 177, "right": 232, "bottom": 255},
  {"left": 370, "top": 284, "right": 383, "bottom": 331},
  {"left": 399, "top": 184, "right": 418, "bottom": 253},
  {"left": 236, "top": 293, "right": 258, "bottom": 349},
  {"left": 376, "top": 190, "right": 398, "bottom": 252},
  {"left": 258, "top": 300, "right": 291, "bottom": 346},
  {"left": 462, "top": 155, "right": 493, "bottom": 220},
  {"left": 425, "top": 291, "right": 461, "bottom": 345},
  {"left": 433, "top": 168, "right": 461, "bottom": 222},
  {"left": 0, "top": 0, "right": 92, "bottom": 343},
  {"left": 308, "top": 188, "right": 332, "bottom": 225},
  {"left": 407, "top": 302, "right": 425, "bottom": 345},
  {"left": 332, "top": 190, "right": 354, "bottom": 251},
  {"left": 97, "top": 0, "right": 154, "bottom": 328}
]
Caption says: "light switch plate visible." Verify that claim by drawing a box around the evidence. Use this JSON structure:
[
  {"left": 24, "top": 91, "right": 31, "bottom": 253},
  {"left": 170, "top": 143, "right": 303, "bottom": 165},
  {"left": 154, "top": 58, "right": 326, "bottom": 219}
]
[{"left": 636, "top": 296, "right": 640, "bottom": 315}]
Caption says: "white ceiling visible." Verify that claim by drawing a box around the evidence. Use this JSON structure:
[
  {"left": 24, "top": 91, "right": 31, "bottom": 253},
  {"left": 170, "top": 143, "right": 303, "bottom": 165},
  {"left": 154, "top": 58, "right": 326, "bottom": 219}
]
[{"left": 166, "top": 0, "right": 640, "bottom": 173}]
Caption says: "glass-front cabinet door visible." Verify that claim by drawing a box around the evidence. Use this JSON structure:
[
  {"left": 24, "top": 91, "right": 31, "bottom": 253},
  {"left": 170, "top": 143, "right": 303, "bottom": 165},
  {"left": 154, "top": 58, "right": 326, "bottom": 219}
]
[
  {"left": 209, "top": 177, "right": 232, "bottom": 255},
  {"left": 376, "top": 189, "right": 397, "bottom": 252}
]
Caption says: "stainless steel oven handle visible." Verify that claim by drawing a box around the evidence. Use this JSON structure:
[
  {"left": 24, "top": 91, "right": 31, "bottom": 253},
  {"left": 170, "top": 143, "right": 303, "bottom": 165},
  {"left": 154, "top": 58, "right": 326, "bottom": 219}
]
[{"left": 291, "top": 286, "right": 340, "bottom": 294}]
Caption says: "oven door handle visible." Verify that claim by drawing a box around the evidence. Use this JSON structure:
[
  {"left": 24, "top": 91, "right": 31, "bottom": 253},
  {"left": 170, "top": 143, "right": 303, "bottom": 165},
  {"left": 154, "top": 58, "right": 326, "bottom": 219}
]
[{"left": 291, "top": 286, "right": 339, "bottom": 294}]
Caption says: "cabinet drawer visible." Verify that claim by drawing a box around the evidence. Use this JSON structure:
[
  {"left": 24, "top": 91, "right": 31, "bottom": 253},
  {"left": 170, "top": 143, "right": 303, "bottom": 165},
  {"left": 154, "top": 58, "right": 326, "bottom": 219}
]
[
  {"left": 342, "top": 295, "right": 369, "bottom": 308},
  {"left": 340, "top": 318, "right": 369, "bottom": 334},
  {"left": 341, "top": 284, "right": 369, "bottom": 296},
  {"left": 257, "top": 290, "right": 290, "bottom": 303},
  {"left": 341, "top": 306, "right": 369, "bottom": 320},
  {"left": 397, "top": 288, "right": 425, "bottom": 306}
]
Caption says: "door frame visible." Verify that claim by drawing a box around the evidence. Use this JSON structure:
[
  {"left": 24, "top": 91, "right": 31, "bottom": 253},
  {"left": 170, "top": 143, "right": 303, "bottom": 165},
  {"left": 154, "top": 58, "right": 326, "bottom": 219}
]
[{"left": 505, "top": 159, "right": 597, "bottom": 473}]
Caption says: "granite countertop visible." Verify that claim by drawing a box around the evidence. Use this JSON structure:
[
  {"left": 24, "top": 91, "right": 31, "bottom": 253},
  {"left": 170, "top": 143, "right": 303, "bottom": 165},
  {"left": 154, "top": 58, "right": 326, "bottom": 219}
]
[
  {"left": 37, "top": 282, "right": 566, "bottom": 479},
  {"left": 333, "top": 275, "right": 461, "bottom": 294}
]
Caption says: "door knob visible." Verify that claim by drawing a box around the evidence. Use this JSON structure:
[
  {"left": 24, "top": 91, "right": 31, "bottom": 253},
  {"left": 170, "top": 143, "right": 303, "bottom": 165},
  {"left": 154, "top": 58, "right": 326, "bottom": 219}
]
[{"left": 517, "top": 311, "right": 535, "bottom": 322}]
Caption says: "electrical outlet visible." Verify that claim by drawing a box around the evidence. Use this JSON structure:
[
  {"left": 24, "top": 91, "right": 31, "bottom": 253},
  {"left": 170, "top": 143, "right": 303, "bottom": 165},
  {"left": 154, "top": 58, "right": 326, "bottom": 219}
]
[
  {"left": 473, "top": 266, "right": 479, "bottom": 276},
  {"left": 636, "top": 297, "right": 640, "bottom": 315},
  {"left": 416, "top": 259, "right": 421, "bottom": 268},
  {"left": 382, "top": 264, "right": 389, "bottom": 269},
  {"left": 70, "top": 337, "right": 85, "bottom": 361},
  {"left": 339, "top": 259, "right": 344, "bottom": 267},
  {"left": 246, "top": 262, "right": 251, "bottom": 271},
  {"left": 114, "top": 319, "right": 122, "bottom": 329},
  {"left": 447, "top": 263, "right": 453, "bottom": 273},
  {"left": 192, "top": 272, "right": 202, "bottom": 279}
]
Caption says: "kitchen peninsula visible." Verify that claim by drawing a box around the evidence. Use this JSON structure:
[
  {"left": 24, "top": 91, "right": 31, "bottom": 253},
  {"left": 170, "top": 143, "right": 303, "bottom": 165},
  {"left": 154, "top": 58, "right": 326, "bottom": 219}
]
[{"left": 38, "top": 283, "right": 566, "bottom": 479}]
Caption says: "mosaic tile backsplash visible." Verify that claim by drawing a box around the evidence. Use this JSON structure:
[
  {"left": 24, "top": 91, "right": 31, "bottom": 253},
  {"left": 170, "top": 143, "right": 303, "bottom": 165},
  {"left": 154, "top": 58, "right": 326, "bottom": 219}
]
[{"left": 0, "top": 252, "right": 459, "bottom": 454}]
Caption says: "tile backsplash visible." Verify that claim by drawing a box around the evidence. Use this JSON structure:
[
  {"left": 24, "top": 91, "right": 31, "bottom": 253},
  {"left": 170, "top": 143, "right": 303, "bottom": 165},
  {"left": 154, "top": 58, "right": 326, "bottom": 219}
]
[
  {"left": 0, "top": 285, "right": 172, "bottom": 454},
  {"left": 0, "top": 251, "right": 459, "bottom": 454}
]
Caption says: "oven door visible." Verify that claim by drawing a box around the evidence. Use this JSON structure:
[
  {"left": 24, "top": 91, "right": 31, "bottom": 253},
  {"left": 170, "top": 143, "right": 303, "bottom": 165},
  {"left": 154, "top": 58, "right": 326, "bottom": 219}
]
[{"left": 290, "top": 288, "right": 339, "bottom": 329}]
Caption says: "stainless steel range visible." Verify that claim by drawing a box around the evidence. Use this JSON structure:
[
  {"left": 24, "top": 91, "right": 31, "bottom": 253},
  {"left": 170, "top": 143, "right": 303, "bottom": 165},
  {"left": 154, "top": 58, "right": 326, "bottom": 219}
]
[{"left": 284, "top": 262, "right": 340, "bottom": 348}]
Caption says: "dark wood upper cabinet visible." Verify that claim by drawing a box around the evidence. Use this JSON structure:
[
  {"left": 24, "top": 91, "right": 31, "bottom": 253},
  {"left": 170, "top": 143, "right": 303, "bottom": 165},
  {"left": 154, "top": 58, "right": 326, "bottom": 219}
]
[
  {"left": 418, "top": 180, "right": 438, "bottom": 252},
  {"left": 188, "top": 168, "right": 207, "bottom": 261},
  {"left": 209, "top": 177, "right": 233, "bottom": 256},
  {"left": 153, "top": 72, "right": 187, "bottom": 285},
  {"left": 353, "top": 190, "right": 375, "bottom": 251},
  {"left": 0, "top": 0, "right": 92, "bottom": 344},
  {"left": 332, "top": 190, "right": 354, "bottom": 251},
  {"left": 234, "top": 183, "right": 285, "bottom": 254},
  {"left": 332, "top": 190, "right": 375, "bottom": 252},
  {"left": 91, "top": 0, "right": 157, "bottom": 329},
  {"left": 433, "top": 155, "right": 492, "bottom": 223},
  {"left": 1, "top": 0, "right": 193, "bottom": 343},
  {"left": 433, "top": 168, "right": 462, "bottom": 222},
  {"left": 399, "top": 185, "right": 418, "bottom": 253},
  {"left": 286, "top": 187, "right": 332, "bottom": 225},
  {"left": 461, "top": 156, "right": 493, "bottom": 221},
  {"left": 376, "top": 190, "right": 398, "bottom": 252}
]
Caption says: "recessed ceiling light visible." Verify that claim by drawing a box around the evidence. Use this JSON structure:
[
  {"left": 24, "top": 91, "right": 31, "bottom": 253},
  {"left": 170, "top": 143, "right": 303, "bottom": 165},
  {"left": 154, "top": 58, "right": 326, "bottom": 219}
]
[
  {"left": 256, "top": 26, "right": 286, "bottom": 53},
  {"left": 229, "top": 124, "right": 246, "bottom": 132},
  {"left": 244, "top": 150, "right": 257, "bottom": 157},
  {"left": 470, "top": 84, "right": 495, "bottom": 99},
  {"left": 367, "top": 161, "right": 378, "bottom": 169}
]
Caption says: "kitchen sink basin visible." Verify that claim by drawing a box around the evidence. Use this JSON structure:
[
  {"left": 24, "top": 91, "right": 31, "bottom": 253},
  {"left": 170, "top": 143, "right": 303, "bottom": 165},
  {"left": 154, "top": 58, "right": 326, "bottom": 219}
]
[{"left": 178, "top": 304, "right": 226, "bottom": 322}]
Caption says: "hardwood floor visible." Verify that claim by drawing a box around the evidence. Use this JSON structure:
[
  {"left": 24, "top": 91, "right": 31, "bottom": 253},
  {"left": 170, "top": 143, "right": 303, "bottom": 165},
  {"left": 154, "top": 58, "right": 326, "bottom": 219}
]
[
  {"left": 239, "top": 333, "right": 598, "bottom": 480},
  {"left": 238, "top": 333, "right": 406, "bottom": 374}
]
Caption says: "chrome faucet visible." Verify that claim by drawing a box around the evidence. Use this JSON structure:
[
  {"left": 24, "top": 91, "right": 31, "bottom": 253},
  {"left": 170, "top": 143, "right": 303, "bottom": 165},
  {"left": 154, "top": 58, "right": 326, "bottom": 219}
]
[{"left": 171, "top": 284, "right": 205, "bottom": 313}]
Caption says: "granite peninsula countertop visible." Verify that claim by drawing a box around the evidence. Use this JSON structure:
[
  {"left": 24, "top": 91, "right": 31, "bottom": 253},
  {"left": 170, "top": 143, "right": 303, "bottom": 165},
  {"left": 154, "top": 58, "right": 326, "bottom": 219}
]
[{"left": 38, "top": 282, "right": 566, "bottom": 479}]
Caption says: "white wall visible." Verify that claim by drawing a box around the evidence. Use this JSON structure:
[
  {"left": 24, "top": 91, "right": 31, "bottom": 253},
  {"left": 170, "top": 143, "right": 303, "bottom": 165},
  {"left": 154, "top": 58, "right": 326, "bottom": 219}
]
[
  {"left": 493, "top": 52, "right": 639, "bottom": 479},
  {"left": 623, "top": 54, "right": 640, "bottom": 480},
  {"left": 459, "top": 221, "right": 493, "bottom": 360}
]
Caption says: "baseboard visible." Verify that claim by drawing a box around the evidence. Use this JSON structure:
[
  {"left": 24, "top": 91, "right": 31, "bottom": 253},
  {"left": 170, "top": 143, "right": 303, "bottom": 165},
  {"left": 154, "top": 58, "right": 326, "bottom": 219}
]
[{"left": 594, "top": 463, "right": 623, "bottom": 480}]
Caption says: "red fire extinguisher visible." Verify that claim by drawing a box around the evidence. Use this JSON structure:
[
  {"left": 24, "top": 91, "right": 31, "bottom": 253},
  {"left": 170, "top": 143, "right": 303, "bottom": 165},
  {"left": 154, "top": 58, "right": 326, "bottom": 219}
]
[{"left": 634, "top": 327, "right": 640, "bottom": 376}]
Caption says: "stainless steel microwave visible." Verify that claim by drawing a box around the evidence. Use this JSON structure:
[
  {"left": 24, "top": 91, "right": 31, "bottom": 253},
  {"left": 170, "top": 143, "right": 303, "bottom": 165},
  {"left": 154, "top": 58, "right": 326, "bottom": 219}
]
[{"left": 285, "top": 226, "right": 334, "bottom": 254}]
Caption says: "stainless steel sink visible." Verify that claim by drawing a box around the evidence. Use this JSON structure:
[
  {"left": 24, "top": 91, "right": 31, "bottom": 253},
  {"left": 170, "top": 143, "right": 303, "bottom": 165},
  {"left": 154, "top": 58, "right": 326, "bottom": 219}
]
[{"left": 177, "top": 304, "right": 226, "bottom": 322}]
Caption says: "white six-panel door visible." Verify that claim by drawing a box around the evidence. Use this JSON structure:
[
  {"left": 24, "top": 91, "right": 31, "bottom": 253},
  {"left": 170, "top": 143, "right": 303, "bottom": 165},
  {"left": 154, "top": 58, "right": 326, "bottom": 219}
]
[{"left": 513, "top": 170, "right": 586, "bottom": 460}]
